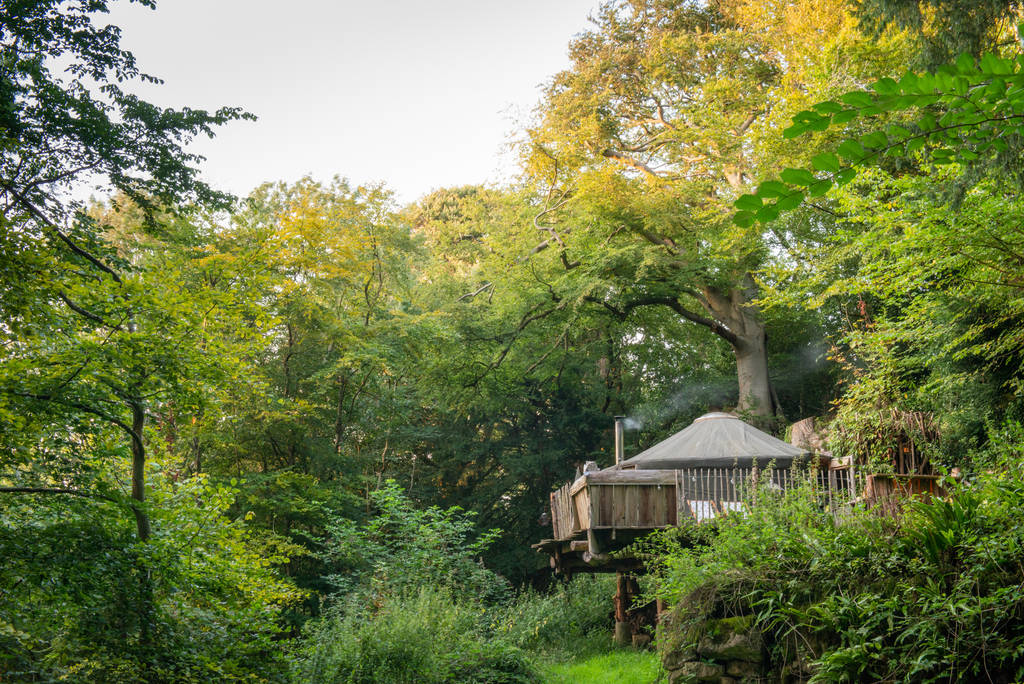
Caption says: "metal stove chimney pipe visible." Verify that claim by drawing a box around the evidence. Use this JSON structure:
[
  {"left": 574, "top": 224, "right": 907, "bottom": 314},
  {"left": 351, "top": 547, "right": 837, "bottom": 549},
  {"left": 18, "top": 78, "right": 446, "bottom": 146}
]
[{"left": 614, "top": 416, "right": 625, "bottom": 465}]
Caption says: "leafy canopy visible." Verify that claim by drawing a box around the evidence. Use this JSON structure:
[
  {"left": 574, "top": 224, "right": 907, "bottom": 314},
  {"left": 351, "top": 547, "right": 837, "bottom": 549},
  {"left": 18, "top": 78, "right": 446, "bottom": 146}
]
[{"left": 735, "top": 46, "right": 1024, "bottom": 227}]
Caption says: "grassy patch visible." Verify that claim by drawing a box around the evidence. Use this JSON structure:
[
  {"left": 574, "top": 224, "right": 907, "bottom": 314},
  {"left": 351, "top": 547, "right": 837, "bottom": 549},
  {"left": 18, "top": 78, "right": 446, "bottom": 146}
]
[{"left": 539, "top": 647, "right": 663, "bottom": 684}]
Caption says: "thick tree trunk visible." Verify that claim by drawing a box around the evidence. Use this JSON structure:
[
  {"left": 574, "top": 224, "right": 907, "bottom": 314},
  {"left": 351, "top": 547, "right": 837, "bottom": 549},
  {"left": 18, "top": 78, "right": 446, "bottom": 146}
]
[
  {"left": 700, "top": 274, "right": 776, "bottom": 420},
  {"left": 733, "top": 329, "right": 773, "bottom": 417},
  {"left": 600, "top": 274, "right": 778, "bottom": 420}
]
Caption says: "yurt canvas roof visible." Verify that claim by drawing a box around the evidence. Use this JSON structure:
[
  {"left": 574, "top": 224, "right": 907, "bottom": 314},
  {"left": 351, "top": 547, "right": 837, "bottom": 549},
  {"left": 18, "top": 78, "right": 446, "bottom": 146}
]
[{"left": 616, "top": 412, "right": 809, "bottom": 470}]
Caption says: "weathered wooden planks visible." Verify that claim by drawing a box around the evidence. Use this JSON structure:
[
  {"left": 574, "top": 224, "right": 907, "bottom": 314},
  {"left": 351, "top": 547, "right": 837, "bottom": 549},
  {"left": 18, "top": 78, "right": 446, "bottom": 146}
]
[
  {"left": 550, "top": 466, "right": 862, "bottom": 540},
  {"left": 550, "top": 481, "right": 578, "bottom": 540}
]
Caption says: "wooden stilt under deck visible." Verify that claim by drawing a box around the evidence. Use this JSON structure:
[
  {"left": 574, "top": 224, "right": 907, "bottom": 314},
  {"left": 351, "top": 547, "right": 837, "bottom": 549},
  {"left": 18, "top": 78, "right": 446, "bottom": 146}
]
[{"left": 613, "top": 571, "right": 631, "bottom": 645}]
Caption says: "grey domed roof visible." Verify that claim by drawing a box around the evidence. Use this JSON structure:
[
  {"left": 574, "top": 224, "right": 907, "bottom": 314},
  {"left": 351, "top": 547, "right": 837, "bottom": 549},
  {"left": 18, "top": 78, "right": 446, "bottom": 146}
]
[{"left": 617, "top": 412, "right": 808, "bottom": 469}]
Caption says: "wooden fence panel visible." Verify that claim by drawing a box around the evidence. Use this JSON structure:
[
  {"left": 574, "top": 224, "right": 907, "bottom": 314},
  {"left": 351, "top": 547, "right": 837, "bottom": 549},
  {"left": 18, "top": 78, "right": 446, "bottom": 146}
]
[
  {"left": 549, "top": 466, "right": 873, "bottom": 538},
  {"left": 550, "top": 483, "right": 576, "bottom": 540}
]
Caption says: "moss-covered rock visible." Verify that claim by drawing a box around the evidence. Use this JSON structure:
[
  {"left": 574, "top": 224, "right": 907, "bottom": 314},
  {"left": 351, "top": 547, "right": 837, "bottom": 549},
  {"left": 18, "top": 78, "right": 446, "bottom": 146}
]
[{"left": 698, "top": 616, "right": 762, "bottom": 662}]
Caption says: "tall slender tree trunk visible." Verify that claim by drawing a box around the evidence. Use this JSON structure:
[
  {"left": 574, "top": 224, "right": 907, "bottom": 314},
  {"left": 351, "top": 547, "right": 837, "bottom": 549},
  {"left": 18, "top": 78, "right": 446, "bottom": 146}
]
[
  {"left": 126, "top": 316, "right": 150, "bottom": 542},
  {"left": 129, "top": 398, "right": 150, "bottom": 541}
]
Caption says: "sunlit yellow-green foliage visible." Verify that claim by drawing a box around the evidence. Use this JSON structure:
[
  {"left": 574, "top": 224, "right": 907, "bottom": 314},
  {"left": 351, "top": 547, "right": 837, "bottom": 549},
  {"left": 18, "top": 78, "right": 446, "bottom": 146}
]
[{"left": 11, "top": 0, "right": 1024, "bottom": 681}]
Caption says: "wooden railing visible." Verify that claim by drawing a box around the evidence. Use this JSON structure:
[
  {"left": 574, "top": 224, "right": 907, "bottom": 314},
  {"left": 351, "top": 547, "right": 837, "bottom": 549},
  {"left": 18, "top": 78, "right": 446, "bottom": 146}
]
[
  {"left": 550, "top": 466, "right": 861, "bottom": 541},
  {"left": 550, "top": 481, "right": 578, "bottom": 540}
]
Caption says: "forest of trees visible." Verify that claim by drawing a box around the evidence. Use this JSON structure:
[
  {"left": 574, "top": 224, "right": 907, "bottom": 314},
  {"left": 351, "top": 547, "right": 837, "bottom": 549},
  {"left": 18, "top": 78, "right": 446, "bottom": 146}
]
[{"left": 4, "top": 0, "right": 1024, "bottom": 681}]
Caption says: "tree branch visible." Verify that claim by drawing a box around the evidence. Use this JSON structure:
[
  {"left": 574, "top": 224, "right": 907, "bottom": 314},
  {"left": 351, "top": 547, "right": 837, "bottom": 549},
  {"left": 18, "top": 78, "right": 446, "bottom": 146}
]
[
  {"left": 10, "top": 390, "right": 140, "bottom": 448},
  {"left": 601, "top": 149, "right": 662, "bottom": 177},
  {"left": 457, "top": 282, "right": 495, "bottom": 302},
  {"left": 58, "top": 292, "right": 123, "bottom": 329},
  {"left": 0, "top": 486, "right": 116, "bottom": 502},
  {"left": 467, "top": 300, "right": 565, "bottom": 386},
  {"left": 735, "top": 111, "right": 760, "bottom": 136},
  {"left": 585, "top": 294, "right": 739, "bottom": 346},
  {"left": 1, "top": 182, "right": 123, "bottom": 283},
  {"left": 633, "top": 226, "right": 678, "bottom": 253}
]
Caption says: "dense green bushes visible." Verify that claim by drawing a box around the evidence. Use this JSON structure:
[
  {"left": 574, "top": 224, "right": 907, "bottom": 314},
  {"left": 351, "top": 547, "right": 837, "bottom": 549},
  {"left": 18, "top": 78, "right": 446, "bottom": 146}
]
[
  {"left": 494, "top": 575, "right": 615, "bottom": 654},
  {"left": 320, "top": 481, "right": 509, "bottom": 605},
  {"left": 0, "top": 471, "right": 302, "bottom": 682},
  {"left": 293, "top": 483, "right": 625, "bottom": 682},
  {"left": 654, "top": 430, "right": 1024, "bottom": 682},
  {"left": 294, "top": 577, "right": 625, "bottom": 684},
  {"left": 293, "top": 481, "right": 536, "bottom": 682},
  {"left": 296, "top": 589, "right": 537, "bottom": 684}
]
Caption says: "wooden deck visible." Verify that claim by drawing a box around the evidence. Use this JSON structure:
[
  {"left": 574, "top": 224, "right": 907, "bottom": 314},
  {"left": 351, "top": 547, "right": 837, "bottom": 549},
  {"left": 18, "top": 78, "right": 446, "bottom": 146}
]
[
  {"left": 534, "top": 466, "right": 889, "bottom": 575},
  {"left": 536, "top": 466, "right": 945, "bottom": 575}
]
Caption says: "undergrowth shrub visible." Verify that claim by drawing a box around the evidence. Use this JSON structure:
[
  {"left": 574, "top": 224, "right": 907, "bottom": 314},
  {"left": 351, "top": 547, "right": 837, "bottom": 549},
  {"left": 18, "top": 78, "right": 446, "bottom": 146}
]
[
  {"left": 295, "top": 482, "right": 539, "bottom": 682},
  {"left": 494, "top": 575, "right": 615, "bottom": 653},
  {"left": 294, "top": 588, "right": 537, "bottom": 684},
  {"left": 0, "top": 471, "right": 301, "bottom": 683},
  {"left": 320, "top": 481, "right": 509, "bottom": 606},
  {"left": 653, "top": 434, "right": 1024, "bottom": 682}
]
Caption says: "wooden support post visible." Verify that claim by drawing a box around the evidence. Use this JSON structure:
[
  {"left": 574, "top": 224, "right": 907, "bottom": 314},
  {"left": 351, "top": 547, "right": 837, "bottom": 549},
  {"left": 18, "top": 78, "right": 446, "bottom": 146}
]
[
  {"left": 614, "top": 571, "right": 630, "bottom": 645},
  {"left": 587, "top": 527, "right": 602, "bottom": 555}
]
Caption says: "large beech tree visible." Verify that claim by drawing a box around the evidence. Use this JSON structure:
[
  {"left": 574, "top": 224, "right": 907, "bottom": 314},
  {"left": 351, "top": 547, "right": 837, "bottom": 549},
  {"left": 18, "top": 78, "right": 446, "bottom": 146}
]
[{"left": 522, "top": 0, "right": 908, "bottom": 418}]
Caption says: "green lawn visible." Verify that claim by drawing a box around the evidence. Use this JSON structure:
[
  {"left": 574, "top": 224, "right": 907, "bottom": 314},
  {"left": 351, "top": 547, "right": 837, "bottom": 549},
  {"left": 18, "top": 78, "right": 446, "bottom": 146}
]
[{"left": 539, "top": 649, "right": 664, "bottom": 684}]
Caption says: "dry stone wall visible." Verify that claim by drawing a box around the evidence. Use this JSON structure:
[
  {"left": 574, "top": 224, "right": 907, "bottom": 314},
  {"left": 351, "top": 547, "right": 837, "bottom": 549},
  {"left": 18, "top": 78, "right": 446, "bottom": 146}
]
[{"left": 661, "top": 612, "right": 821, "bottom": 683}]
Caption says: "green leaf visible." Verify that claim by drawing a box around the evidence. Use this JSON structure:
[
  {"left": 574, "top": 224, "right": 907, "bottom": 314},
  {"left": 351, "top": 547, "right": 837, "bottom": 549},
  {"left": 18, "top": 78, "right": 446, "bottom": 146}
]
[
  {"left": 898, "top": 72, "right": 920, "bottom": 93},
  {"left": 985, "top": 78, "right": 1007, "bottom": 99},
  {"left": 733, "top": 210, "right": 755, "bottom": 228},
  {"left": 783, "top": 123, "right": 809, "bottom": 139},
  {"left": 756, "top": 204, "right": 781, "bottom": 223},
  {"left": 807, "top": 179, "right": 833, "bottom": 197},
  {"left": 735, "top": 194, "right": 763, "bottom": 211},
  {"left": 980, "top": 52, "right": 1010, "bottom": 75},
  {"left": 837, "top": 140, "right": 866, "bottom": 161},
  {"left": 780, "top": 168, "right": 818, "bottom": 186},
  {"left": 906, "top": 137, "right": 926, "bottom": 153},
  {"left": 793, "top": 110, "right": 821, "bottom": 124},
  {"left": 831, "top": 109, "right": 860, "bottom": 125},
  {"left": 756, "top": 180, "right": 790, "bottom": 198},
  {"left": 841, "top": 91, "right": 874, "bottom": 108},
  {"left": 835, "top": 168, "right": 857, "bottom": 185},
  {"left": 835, "top": 110, "right": 860, "bottom": 126},
  {"left": 872, "top": 77, "right": 900, "bottom": 96},
  {"left": 956, "top": 53, "right": 977, "bottom": 74},
  {"left": 813, "top": 101, "right": 845, "bottom": 114},
  {"left": 938, "top": 110, "right": 958, "bottom": 127},
  {"left": 888, "top": 125, "right": 912, "bottom": 141},
  {"left": 811, "top": 152, "right": 841, "bottom": 173},
  {"left": 862, "top": 131, "right": 889, "bottom": 150},
  {"left": 776, "top": 191, "right": 805, "bottom": 212},
  {"left": 807, "top": 117, "right": 831, "bottom": 132}
]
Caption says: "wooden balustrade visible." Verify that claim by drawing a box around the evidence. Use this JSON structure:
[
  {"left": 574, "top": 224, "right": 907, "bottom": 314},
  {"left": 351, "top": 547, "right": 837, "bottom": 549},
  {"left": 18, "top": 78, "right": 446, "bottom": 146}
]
[{"left": 548, "top": 466, "right": 860, "bottom": 542}]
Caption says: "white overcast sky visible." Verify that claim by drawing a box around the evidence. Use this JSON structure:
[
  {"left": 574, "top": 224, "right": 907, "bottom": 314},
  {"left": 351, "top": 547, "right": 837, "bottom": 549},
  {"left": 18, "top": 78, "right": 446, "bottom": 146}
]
[{"left": 105, "top": 0, "right": 600, "bottom": 205}]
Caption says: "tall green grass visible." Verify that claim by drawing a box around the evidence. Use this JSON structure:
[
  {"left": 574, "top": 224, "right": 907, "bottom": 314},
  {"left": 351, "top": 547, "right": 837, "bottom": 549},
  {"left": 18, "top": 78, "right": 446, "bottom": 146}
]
[
  {"left": 295, "top": 588, "right": 537, "bottom": 684},
  {"left": 539, "top": 649, "right": 662, "bottom": 684},
  {"left": 494, "top": 575, "right": 615, "bottom": 655},
  {"left": 292, "top": 575, "right": 668, "bottom": 683}
]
